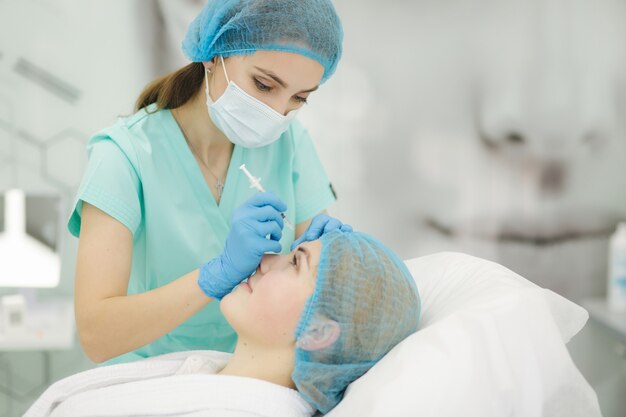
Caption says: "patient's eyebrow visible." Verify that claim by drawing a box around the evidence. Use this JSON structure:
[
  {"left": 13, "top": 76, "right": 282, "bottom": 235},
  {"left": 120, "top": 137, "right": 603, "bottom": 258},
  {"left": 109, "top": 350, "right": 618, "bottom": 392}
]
[{"left": 297, "top": 246, "right": 310, "bottom": 268}]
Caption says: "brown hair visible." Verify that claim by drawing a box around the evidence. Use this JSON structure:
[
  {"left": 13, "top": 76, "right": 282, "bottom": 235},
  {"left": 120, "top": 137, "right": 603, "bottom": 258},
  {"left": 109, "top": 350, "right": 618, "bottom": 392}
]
[{"left": 134, "top": 62, "right": 206, "bottom": 112}]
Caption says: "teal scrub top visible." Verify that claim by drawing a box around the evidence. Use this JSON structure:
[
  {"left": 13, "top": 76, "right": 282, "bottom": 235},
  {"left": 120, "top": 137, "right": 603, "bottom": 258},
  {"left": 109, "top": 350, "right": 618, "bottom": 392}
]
[{"left": 67, "top": 103, "right": 336, "bottom": 365}]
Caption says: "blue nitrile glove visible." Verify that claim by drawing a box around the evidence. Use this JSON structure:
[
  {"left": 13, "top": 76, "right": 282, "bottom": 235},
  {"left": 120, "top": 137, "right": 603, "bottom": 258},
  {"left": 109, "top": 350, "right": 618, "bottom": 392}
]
[
  {"left": 198, "top": 192, "right": 287, "bottom": 300},
  {"left": 291, "top": 213, "right": 353, "bottom": 250}
]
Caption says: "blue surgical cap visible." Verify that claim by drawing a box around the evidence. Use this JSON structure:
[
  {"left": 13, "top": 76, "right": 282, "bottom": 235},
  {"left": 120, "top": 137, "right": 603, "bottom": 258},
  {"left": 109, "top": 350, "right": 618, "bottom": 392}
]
[
  {"left": 182, "top": 0, "right": 343, "bottom": 83},
  {"left": 292, "top": 230, "right": 421, "bottom": 414}
]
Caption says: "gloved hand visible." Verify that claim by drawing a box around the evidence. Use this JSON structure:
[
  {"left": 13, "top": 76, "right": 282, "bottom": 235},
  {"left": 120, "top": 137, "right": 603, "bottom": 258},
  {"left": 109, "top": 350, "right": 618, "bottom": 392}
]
[
  {"left": 198, "top": 192, "right": 287, "bottom": 300},
  {"left": 291, "top": 213, "right": 352, "bottom": 250}
]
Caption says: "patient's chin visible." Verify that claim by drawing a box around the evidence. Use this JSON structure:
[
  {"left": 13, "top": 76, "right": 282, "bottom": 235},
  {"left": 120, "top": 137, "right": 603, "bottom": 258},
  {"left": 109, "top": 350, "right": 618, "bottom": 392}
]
[
  {"left": 218, "top": 292, "right": 241, "bottom": 327},
  {"left": 411, "top": 224, "right": 609, "bottom": 302}
]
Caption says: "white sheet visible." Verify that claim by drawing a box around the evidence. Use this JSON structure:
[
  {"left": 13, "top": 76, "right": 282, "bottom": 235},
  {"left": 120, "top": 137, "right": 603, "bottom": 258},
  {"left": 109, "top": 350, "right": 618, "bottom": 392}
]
[{"left": 23, "top": 350, "right": 314, "bottom": 417}]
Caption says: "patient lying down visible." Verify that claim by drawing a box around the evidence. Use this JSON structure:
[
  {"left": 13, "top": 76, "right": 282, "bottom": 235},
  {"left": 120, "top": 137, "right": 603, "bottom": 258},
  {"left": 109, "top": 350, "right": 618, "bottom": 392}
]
[{"left": 25, "top": 230, "right": 421, "bottom": 417}]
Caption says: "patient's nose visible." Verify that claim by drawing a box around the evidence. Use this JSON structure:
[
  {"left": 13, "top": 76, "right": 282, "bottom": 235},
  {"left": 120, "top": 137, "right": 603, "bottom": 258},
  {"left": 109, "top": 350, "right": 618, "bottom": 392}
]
[{"left": 259, "top": 253, "right": 279, "bottom": 274}]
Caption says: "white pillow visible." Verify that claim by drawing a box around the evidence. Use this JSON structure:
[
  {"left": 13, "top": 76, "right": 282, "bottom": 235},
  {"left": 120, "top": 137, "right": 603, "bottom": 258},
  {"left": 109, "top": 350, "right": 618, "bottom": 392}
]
[{"left": 326, "top": 252, "right": 601, "bottom": 417}]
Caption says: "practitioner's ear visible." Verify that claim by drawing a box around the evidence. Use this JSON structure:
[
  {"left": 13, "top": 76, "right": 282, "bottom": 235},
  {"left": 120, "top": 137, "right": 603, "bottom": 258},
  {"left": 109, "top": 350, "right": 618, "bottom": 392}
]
[
  {"left": 296, "top": 319, "right": 341, "bottom": 351},
  {"left": 203, "top": 57, "right": 219, "bottom": 76}
]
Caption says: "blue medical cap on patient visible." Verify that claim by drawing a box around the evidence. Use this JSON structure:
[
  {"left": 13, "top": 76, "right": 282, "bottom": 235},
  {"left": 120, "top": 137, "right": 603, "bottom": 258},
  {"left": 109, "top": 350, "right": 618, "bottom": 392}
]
[
  {"left": 182, "top": 0, "right": 343, "bottom": 83},
  {"left": 292, "top": 231, "right": 421, "bottom": 414}
]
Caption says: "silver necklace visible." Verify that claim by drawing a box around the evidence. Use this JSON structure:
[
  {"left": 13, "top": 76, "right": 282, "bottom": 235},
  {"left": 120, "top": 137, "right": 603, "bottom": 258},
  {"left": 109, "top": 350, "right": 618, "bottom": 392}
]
[{"left": 174, "top": 109, "right": 225, "bottom": 199}]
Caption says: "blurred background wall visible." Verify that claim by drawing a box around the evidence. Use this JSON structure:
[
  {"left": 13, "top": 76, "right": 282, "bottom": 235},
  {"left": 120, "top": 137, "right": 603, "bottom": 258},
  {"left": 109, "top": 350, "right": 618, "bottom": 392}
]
[{"left": 0, "top": 0, "right": 624, "bottom": 415}]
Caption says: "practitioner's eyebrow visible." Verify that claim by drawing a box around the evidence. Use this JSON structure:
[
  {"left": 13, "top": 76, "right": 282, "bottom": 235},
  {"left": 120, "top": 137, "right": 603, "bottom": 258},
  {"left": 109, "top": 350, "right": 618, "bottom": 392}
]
[{"left": 253, "top": 66, "right": 319, "bottom": 93}]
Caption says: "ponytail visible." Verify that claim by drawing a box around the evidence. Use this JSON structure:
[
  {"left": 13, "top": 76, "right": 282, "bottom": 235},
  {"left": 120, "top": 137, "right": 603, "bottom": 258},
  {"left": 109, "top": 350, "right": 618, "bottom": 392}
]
[{"left": 134, "top": 62, "right": 205, "bottom": 112}]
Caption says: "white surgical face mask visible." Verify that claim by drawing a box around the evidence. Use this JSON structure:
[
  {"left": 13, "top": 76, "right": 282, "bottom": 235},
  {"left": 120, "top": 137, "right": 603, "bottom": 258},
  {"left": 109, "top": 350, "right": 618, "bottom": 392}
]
[{"left": 205, "top": 56, "right": 299, "bottom": 148}]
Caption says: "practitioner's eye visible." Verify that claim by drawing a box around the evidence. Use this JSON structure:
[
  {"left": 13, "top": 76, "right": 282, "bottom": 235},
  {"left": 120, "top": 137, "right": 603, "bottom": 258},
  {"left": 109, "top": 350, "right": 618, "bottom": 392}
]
[
  {"left": 254, "top": 78, "right": 271, "bottom": 92},
  {"left": 293, "top": 95, "right": 308, "bottom": 104}
]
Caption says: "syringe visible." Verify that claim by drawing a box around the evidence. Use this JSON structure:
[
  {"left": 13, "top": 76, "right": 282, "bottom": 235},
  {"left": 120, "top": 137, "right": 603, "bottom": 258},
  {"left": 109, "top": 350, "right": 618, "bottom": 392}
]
[{"left": 239, "top": 164, "right": 295, "bottom": 231}]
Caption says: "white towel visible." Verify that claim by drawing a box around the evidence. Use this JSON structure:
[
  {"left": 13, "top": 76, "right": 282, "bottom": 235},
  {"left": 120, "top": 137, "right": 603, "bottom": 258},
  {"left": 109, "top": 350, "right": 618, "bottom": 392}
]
[{"left": 23, "top": 350, "right": 314, "bottom": 417}]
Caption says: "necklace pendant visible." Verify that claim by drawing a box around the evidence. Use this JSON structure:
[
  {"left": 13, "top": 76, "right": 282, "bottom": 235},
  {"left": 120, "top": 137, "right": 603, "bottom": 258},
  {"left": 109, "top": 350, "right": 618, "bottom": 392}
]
[{"left": 216, "top": 178, "right": 225, "bottom": 198}]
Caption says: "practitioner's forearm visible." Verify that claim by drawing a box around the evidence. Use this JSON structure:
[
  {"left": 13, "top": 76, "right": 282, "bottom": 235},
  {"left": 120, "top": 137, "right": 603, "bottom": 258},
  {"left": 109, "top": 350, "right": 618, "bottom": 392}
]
[{"left": 77, "top": 269, "right": 211, "bottom": 363}]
